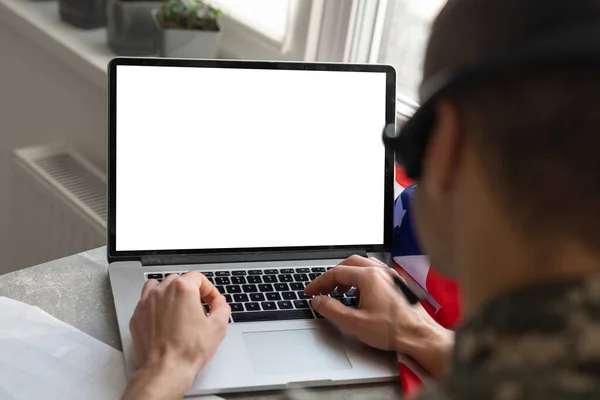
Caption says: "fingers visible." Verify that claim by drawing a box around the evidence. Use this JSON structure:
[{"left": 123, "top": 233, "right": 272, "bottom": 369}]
[
  {"left": 206, "top": 293, "right": 231, "bottom": 325},
  {"left": 328, "top": 255, "right": 386, "bottom": 294},
  {"left": 161, "top": 273, "right": 181, "bottom": 286},
  {"left": 336, "top": 285, "right": 352, "bottom": 295},
  {"left": 338, "top": 254, "right": 382, "bottom": 267},
  {"left": 178, "top": 270, "right": 219, "bottom": 300},
  {"left": 311, "top": 295, "right": 359, "bottom": 333},
  {"left": 141, "top": 279, "right": 160, "bottom": 300},
  {"left": 305, "top": 265, "right": 366, "bottom": 296},
  {"left": 368, "top": 257, "right": 388, "bottom": 267},
  {"left": 176, "top": 271, "right": 219, "bottom": 302}
]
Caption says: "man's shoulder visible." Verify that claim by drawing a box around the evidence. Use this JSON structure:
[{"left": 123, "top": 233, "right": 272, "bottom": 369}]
[{"left": 415, "top": 369, "right": 600, "bottom": 400}]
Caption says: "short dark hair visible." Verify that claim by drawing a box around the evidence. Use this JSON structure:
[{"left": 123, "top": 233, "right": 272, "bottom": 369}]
[{"left": 423, "top": 0, "right": 600, "bottom": 249}]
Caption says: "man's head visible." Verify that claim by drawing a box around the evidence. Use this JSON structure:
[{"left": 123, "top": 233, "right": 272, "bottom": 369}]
[{"left": 410, "top": 0, "right": 600, "bottom": 308}]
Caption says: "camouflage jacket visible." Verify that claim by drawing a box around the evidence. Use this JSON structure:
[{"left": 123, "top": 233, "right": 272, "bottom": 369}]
[{"left": 418, "top": 275, "right": 600, "bottom": 400}]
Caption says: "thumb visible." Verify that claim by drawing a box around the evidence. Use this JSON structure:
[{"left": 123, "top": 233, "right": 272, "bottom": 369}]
[{"left": 311, "top": 295, "right": 358, "bottom": 332}]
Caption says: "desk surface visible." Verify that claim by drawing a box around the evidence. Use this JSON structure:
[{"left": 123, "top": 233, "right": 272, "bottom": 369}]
[{"left": 0, "top": 247, "right": 401, "bottom": 400}]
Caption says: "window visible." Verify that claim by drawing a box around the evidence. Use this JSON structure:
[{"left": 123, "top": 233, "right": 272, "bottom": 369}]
[
  {"left": 213, "top": 0, "right": 354, "bottom": 63},
  {"left": 348, "top": 0, "right": 447, "bottom": 112},
  {"left": 379, "top": 0, "right": 446, "bottom": 101},
  {"left": 212, "top": 0, "right": 446, "bottom": 108},
  {"left": 212, "top": 0, "right": 291, "bottom": 42}
]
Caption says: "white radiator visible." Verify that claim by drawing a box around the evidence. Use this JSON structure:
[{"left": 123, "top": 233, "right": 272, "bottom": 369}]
[{"left": 8, "top": 144, "right": 107, "bottom": 273}]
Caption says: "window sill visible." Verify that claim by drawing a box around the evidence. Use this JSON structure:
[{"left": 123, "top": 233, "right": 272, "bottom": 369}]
[
  {"left": 0, "top": 0, "right": 293, "bottom": 90},
  {"left": 0, "top": 0, "right": 113, "bottom": 89},
  {"left": 397, "top": 95, "right": 418, "bottom": 120},
  {"left": 0, "top": 0, "right": 417, "bottom": 118}
]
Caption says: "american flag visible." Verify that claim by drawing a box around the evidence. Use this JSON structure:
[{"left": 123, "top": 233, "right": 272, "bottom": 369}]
[{"left": 393, "top": 164, "right": 462, "bottom": 397}]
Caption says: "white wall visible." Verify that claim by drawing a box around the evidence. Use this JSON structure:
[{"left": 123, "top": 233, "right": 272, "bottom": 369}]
[{"left": 0, "top": 21, "right": 107, "bottom": 267}]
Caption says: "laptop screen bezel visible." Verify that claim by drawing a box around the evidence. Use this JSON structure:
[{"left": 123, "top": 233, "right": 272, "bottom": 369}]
[{"left": 108, "top": 57, "right": 396, "bottom": 263}]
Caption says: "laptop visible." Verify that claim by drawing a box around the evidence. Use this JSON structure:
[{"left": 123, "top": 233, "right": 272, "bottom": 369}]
[{"left": 107, "top": 57, "right": 398, "bottom": 396}]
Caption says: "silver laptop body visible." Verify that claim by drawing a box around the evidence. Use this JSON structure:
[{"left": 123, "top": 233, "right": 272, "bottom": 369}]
[{"left": 107, "top": 57, "right": 399, "bottom": 396}]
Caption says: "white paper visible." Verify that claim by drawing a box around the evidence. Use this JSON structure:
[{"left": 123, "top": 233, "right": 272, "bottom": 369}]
[{"left": 0, "top": 297, "right": 222, "bottom": 400}]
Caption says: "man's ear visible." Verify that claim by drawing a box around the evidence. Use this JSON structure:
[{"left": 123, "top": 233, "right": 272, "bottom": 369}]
[{"left": 421, "top": 99, "right": 462, "bottom": 200}]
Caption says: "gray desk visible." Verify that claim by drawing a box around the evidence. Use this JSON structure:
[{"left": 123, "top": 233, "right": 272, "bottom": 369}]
[{"left": 0, "top": 247, "right": 402, "bottom": 400}]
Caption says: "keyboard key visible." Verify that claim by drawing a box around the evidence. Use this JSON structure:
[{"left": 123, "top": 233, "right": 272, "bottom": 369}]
[
  {"left": 274, "top": 283, "right": 289, "bottom": 291},
  {"left": 203, "top": 272, "right": 214, "bottom": 277},
  {"left": 266, "top": 292, "right": 281, "bottom": 301},
  {"left": 347, "top": 288, "right": 358, "bottom": 297},
  {"left": 216, "top": 286, "right": 225, "bottom": 293},
  {"left": 232, "top": 271, "right": 246, "bottom": 276},
  {"left": 294, "top": 300, "right": 309, "bottom": 309},
  {"left": 315, "top": 311, "right": 325, "bottom": 318},
  {"left": 234, "top": 294, "right": 249, "bottom": 302},
  {"left": 247, "top": 276, "right": 262, "bottom": 284},
  {"left": 341, "top": 298, "right": 354, "bottom": 307},
  {"left": 280, "top": 268, "right": 294, "bottom": 274},
  {"left": 261, "top": 301, "right": 277, "bottom": 310},
  {"left": 207, "top": 277, "right": 215, "bottom": 284},
  {"left": 311, "top": 267, "right": 326, "bottom": 272},
  {"left": 279, "top": 275, "right": 293, "bottom": 283},
  {"left": 296, "top": 268, "right": 310, "bottom": 273},
  {"left": 330, "top": 290, "right": 344, "bottom": 299},
  {"left": 231, "top": 276, "right": 246, "bottom": 285},
  {"left": 227, "top": 285, "right": 242, "bottom": 294},
  {"left": 248, "top": 270, "right": 263, "bottom": 275},
  {"left": 165, "top": 273, "right": 180, "bottom": 277},
  {"left": 278, "top": 300, "right": 293, "bottom": 309},
  {"left": 308, "top": 273, "right": 320, "bottom": 281},
  {"left": 264, "top": 269, "right": 278, "bottom": 275},
  {"left": 245, "top": 302, "right": 261, "bottom": 312},
  {"left": 297, "top": 291, "right": 312, "bottom": 300},
  {"left": 216, "top": 271, "right": 230, "bottom": 276},
  {"left": 242, "top": 284, "right": 258, "bottom": 293},
  {"left": 216, "top": 277, "right": 230, "bottom": 285},
  {"left": 293, "top": 274, "right": 309, "bottom": 282},
  {"left": 258, "top": 284, "right": 274, "bottom": 292},
  {"left": 250, "top": 293, "right": 266, "bottom": 302},
  {"left": 232, "top": 309, "right": 314, "bottom": 323},
  {"left": 147, "top": 273, "right": 163, "bottom": 280},
  {"left": 231, "top": 303, "right": 244, "bottom": 312},
  {"left": 282, "top": 292, "right": 297, "bottom": 300},
  {"left": 224, "top": 294, "right": 233, "bottom": 303},
  {"left": 263, "top": 275, "right": 278, "bottom": 283},
  {"left": 203, "top": 304, "right": 210, "bottom": 313},
  {"left": 290, "top": 282, "right": 304, "bottom": 291}
]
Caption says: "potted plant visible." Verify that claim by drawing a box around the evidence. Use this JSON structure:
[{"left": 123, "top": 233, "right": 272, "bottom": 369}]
[
  {"left": 107, "top": 0, "right": 166, "bottom": 56},
  {"left": 153, "top": 0, "right": 223, "bottom": 58},
  {"left": 58, "top": 0, "right": 106, "bottom": 29}
]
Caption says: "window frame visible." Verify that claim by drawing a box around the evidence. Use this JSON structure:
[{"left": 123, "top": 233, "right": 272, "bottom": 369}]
[
  {"left": 346, "top": 0, "right": 421, "bottom": 116},
  {"left": 218, "top": 0, "right": 355, "bottom": 63}
]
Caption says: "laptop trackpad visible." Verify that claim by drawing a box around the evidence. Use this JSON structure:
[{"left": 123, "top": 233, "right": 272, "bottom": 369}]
[{"left": 243, "top": 329, "right": 352, "bottom": 375}]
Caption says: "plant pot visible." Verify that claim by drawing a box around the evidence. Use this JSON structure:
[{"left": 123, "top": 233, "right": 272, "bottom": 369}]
[
  {"left": 107, "top": 0, "right": 162, "bottom": 56},
  {"left": 59, "top": 0, "right": 106, "bottom": 29},
  {"left": 152, "top": 11, "right": 222, "bottom": 58}
]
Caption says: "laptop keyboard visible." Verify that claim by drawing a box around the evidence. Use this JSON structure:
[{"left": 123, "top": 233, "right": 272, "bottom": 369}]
[{"left": 144, "top": 267, "right": 359, "bottom": 323}]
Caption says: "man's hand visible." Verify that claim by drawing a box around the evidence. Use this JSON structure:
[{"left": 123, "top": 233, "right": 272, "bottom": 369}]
[
  {"left": 122, "top": 271, "right": 231, "bottom": 400},
  {"left": 305, "top": 255, "right": 454, "bottom": 379}
]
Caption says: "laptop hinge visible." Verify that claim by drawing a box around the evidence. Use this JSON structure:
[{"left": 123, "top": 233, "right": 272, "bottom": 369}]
[{"left": 141, "top": 249, "right": 369, "bottom": 267}]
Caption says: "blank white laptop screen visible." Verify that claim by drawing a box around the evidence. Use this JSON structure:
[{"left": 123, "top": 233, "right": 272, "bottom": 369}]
[{"left": 115, "top": 65, "right": 387, "bottom": 251}]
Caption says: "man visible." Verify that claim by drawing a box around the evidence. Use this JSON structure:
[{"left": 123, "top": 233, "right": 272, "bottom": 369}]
[{"left": 122, "top": 0, "right": 600, "bottom": 399}]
